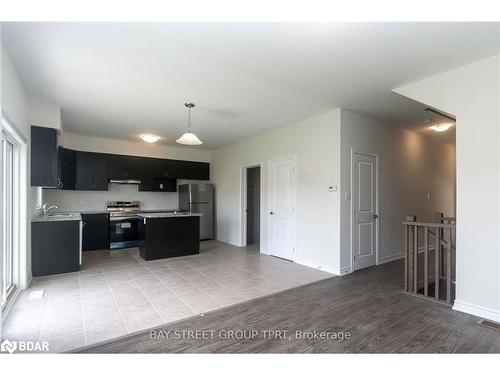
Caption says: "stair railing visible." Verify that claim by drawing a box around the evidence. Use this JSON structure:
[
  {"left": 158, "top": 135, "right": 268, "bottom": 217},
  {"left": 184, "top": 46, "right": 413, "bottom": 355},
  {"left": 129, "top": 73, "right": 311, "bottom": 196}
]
[{"left": 403, "top": 214, "right": 456, "bottom": 304}]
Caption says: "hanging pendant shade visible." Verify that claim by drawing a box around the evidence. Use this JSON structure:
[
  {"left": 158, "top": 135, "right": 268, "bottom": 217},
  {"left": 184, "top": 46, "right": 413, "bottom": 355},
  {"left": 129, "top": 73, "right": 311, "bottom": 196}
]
[
  {"left": 176, "top": 131, "right": 203, "bottom": 145},
  {"left": 176, "top": 103, "right": 203, "bottom": 146}
]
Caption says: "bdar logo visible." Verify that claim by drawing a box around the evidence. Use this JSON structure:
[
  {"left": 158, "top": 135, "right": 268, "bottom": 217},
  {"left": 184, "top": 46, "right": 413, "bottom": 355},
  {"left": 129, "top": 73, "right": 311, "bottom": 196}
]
[{"left": 1, "top": 339, "right": 17, "bottom": 354}]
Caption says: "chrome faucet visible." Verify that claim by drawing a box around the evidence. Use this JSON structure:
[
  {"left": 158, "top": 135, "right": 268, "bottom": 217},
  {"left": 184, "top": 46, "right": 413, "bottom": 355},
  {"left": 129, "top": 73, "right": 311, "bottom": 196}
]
[{"left": 38, "top": 203, "right": 59, "bottom": 217}]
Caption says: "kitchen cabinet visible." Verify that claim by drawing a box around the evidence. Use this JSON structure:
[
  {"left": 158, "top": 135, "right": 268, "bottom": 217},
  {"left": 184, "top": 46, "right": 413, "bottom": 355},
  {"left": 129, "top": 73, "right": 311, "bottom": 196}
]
[
  {"left": 154, "top": 159, "right": 210, "bottom": 180},
  {"left": 152, "top": 178, "right": 177, "bottom": 192},
  {"left": 31, "top": 125, "right": 60, "bottom": 187},
  {"left": 138, "top": 157, "right": 154, "bottom": 191},
  {"left": 31, "top": 220, "right": 80, "bottom": 276},
  {"left": 153, "top": 159, "right": 181, "bottom": 179},
  {"left": 52, "top": 147, "right": 210, "bottom": 191},
  {"left": 140, "top": 215, "right": 200, "bottom": 260},
  {"left": 178, "top": 161, "right": 210, "bottom": 180},
  {"left": 82, "top": 213, "right": 110, "bottom": 251},
  {"left": 75, "top": 151, "right": 108, "bottom": 190},
  {"left": 107, "top": 154, "right": 146, "bottom": 180},
  {"left": 107, "top": 154, "right": 127, "bottom": 180},
  {"left": 59, "top": 147, "right": 76, "bottom": 190},
  {"left": 125, "top": 156, "right": 144, "bottom": 179}
]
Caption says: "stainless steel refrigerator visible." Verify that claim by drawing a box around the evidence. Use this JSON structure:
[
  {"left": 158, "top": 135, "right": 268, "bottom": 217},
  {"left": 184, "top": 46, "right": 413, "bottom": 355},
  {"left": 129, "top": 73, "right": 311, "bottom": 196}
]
[{"left": 178, "top": 183, "right": 214, "bottom": 240}]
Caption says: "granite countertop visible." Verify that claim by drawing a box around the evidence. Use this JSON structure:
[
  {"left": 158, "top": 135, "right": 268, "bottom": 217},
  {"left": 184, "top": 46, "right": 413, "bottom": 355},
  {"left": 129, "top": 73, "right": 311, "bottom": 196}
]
[
  {"left": 138, "top": 212, "right": 203, "bottom": 218},
  {"left": 32, "top": 213, "right": 82, "bottom": 222}
]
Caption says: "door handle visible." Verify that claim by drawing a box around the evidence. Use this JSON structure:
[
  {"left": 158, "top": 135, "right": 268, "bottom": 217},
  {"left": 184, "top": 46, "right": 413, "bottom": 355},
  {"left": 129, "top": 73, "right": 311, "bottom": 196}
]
[
  {"left": 373, "top": 214, "right": 379, "bottom": 219},
  {"left": 269, "top": 211, "right": 274, "bottom": 215}
]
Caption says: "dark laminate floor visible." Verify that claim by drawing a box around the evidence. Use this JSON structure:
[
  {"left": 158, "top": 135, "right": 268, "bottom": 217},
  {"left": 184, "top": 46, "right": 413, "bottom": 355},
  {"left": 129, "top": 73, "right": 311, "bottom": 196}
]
[{"left": 78, "top": 260, "right": 500, "bottom": 353}]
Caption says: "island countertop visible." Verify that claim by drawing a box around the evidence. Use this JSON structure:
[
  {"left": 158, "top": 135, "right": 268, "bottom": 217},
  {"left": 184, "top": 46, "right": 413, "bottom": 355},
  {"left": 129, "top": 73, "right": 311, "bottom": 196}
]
[{"left": 138, "top": 212, "right": 203, "bottom": 219}]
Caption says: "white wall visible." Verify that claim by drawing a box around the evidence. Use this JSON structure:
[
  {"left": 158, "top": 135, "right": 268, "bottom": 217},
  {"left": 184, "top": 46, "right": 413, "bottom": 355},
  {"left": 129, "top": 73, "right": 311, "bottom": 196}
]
[
  {"left": 212, "top": 109, "right": 342, "bottom": 274},
  {"left": 45, "top": 132, "right": 213, "bottom": 212},
  {"left": 30, "top": 98, "right": 61, "bottom": 130},
  {"left": 394, "top": 54, "right": 500, "bottom": 322},
  {"left": 61, "top": 132, "right": 212, "bottom": 162},
  {"left": 1, "top": 40, "right": 34, "bottom": 296},
  {"left": 339, "top": 109, "right": 456, "bottom": 272}
]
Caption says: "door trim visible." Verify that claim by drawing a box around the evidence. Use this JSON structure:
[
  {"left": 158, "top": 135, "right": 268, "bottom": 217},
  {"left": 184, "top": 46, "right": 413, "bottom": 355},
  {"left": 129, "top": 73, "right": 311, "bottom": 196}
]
[
  {"left": 267, "top": 156, "right": 297, "bottom": 262},
  {"left": 350, "top": 149, "right": 380, "bottom": 271},
  {"left": 239, "top": 162, "right": 264, "bottom": 248}
]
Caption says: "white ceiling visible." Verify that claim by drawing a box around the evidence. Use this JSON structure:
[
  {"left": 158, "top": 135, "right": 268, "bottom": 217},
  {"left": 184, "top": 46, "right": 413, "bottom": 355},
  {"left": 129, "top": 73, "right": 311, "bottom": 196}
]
[{"left": 3, "top": 22, "right": 499, "bottom": 148}]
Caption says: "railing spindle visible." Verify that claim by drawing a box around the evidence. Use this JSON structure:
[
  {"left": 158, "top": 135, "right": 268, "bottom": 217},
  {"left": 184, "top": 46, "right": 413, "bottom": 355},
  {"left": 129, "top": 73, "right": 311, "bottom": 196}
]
[
  {"left": 404, "top": 224, "right": 408, "bottom": 292},
  {"left": 413, "top": 225, "right": 418, "bottom": 294},
  {"left": 435, "top": 225, "right": 440, "bottom": 300},
  {"left": 446, "top": 227, "right": 452, "bottom": 304},
  {"left": 424, "top": 226, "right": 428, "bottom": 297}
]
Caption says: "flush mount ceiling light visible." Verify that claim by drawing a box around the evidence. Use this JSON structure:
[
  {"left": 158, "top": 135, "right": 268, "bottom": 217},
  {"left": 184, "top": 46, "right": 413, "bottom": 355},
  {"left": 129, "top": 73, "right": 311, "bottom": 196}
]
[
  {"left": 140, "top": 133, "right": 161, "bottom": 143},
  {"left": 431, "top": 122, "right": 454, "bottom": 132},
  {"left": 176, "top": 103, "right": 203, "bottom": 146}
]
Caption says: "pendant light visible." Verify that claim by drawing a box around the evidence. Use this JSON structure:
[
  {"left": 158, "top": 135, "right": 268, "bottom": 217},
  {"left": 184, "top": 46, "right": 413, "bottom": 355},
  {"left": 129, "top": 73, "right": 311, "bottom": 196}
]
[{"left": 176, "top": 103, "right": 203, "bottom": 146}]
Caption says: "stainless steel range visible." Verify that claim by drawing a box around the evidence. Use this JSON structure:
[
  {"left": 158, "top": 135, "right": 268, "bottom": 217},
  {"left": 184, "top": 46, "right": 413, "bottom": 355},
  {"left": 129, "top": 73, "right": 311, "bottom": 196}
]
[
  {"left": 107, "top": 201, "right": 144, "bottom": 249},
  {"left": 107, "top": 200, "right": 141, "bottom": 221}
]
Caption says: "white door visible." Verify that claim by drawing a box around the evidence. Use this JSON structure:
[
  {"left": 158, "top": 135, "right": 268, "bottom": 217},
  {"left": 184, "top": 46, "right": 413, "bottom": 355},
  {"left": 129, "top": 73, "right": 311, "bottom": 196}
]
[
  {"left": 352, "top": 152, "right": 378, "bottom": 270},
  {"left": 269, "top": 158, "right": 296, "bottom": 260}
]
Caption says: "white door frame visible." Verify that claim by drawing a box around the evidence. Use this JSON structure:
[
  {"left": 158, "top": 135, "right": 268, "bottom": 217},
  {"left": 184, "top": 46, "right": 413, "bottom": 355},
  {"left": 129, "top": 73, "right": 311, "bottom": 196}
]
[
  {"left": 350, "top": 149, "right": 380, "bottom": 270},
  {"left": 1, "top": 114, "right": 28, "bottom": 318},
  {"left": 239, "top": 162, "right": 264, "bottom": 248},
  {"left": 267, "top": 156, "right": 297, "bottom": 261}
]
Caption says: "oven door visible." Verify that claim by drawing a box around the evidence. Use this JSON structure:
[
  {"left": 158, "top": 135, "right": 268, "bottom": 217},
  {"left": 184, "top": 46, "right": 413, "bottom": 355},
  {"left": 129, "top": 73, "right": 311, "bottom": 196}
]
[{"left": 109, "top": 217, "right": 145, "bottom": 249}]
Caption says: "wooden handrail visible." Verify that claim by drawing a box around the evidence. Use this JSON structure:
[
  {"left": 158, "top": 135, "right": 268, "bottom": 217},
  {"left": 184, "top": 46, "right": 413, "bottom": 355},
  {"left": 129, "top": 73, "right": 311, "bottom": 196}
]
[{"left": 403, "top": 221, "right": 456, "bottom": 229}]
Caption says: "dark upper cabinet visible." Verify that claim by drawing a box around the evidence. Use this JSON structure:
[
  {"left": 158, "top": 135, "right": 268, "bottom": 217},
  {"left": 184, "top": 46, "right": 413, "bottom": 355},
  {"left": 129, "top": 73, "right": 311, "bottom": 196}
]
[
  {"left": 179, "top": 161, "right": 210, "bottom": 180},
  {"left": 75, "top": 151, "right": 108, "bottom": 191},
  {"left": 93, "top": 153, "right": 109, "bottom": 190},
  {"left": 31, "top": 126, "right": 60, "bottom": 187},
  {"left": 154, "top": 159, "right": 209, "bottom": 180},
  {"left": 153, "top": 159, "right": 180, "bottom": 179},
  {"left": 82, "top": 213, "right": 110, "bottom": 251},
  {"left": 153, "top": 178, "right": 177, "bottom": 192},
  {"left": 107, "top": 154, "right": 127, "bottom": 180},
  {"left": 107, "top": 154, "right": 147, "bottom": 181},
  {"left": 125, "top": 156, "right": 144, "bottom": 180},
  {"left": 56, "top": 147, "right": 209, "bottom": 191},
  {"left": 59, "top": 147, "right": 76, "bottom": 190},
  {"left": 137, "top": 157, "right": 155, "bottom": 191}
]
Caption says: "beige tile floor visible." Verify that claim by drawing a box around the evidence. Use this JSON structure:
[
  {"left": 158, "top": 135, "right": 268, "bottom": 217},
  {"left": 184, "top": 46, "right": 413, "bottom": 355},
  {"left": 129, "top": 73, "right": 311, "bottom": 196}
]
[{"left": 2, "top": 241, "right": 333, "bottom": 352}]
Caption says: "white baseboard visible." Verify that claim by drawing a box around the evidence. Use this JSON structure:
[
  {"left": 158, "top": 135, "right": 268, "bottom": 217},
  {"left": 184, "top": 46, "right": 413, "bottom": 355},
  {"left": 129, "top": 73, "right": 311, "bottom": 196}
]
[
  {"left": 294, "top": 259, "right": 339, "bottom": 276},
  {"left": 340, "top": 266, "right": 353, "bottom": 276},
  {"left": 378, "top": 252, "right": 404, "bottom": 265},
  {"left": 215, "top": 238, "right": 241, "bottom": 247},
  {"left": 453, "top": 300, "right": 500, "bottom": 323}
]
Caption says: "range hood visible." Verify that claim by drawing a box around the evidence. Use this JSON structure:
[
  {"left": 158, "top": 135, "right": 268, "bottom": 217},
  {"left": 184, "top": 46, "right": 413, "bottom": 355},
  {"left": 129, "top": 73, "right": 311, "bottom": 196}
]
[{"left": 109, "top": 179, "right": 142, "bottom": 185}]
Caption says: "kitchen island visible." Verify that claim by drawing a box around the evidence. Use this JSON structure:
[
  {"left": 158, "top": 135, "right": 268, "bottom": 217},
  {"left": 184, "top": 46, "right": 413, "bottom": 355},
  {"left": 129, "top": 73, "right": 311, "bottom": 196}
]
[{"left": 137, "top": 212, "right": 203, "bottom": 261}]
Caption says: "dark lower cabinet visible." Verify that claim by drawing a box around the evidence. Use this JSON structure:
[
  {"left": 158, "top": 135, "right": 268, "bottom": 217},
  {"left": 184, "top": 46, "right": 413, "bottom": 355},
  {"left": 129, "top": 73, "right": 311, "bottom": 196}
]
[
  {"left": 31, "top": 220, "right": 80, "bottom": 277},
  {"left": 31, "top": 126, "right": 59, "bottom": 187},
  {"left": 82, "top": 213, "right": 110, "bottom": 251},
  {"left": 140, "top": 216, "right": 200, "bottom": 261}
]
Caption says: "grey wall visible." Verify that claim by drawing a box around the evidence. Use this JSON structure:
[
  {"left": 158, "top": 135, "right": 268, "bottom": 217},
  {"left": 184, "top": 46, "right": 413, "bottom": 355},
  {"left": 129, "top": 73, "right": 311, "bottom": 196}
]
[
  {"left": 339, "top": 108, "right": 456, "bottom": 272},
  {"left": 246, "top": 166, "right": 260, "bottom": 245}
]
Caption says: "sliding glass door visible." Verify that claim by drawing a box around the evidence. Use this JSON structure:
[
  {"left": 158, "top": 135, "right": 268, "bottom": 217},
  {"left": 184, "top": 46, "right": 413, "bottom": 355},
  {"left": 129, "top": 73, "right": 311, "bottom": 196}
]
[{"left": 1, "top": 130, "right": 16, "bottom": 308}]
